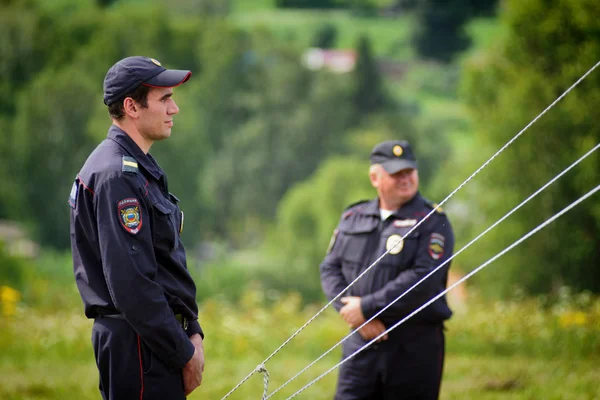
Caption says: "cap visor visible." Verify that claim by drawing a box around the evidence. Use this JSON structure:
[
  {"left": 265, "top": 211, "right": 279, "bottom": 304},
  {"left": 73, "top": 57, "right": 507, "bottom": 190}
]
[
  {"left": 143, "top": 69, "right": 191, "bottom": 88},
  {"left": 381, "top": 159, "right": 417, "bottom": 174}
]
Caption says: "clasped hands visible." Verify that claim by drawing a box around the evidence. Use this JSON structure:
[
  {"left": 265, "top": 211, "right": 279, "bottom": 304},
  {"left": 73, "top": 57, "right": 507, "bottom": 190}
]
[{"left": 340, "top": 296, "right": 388, "bottom": 342}]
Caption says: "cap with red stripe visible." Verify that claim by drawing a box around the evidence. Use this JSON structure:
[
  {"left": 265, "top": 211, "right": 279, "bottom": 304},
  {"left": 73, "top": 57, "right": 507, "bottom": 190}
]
[{"left": 103, "top": 56, "right": 191, "bottom": 105}]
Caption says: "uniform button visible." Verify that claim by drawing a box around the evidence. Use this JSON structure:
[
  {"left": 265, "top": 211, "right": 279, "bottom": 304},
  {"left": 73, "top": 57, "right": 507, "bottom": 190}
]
[{"left": 132, "top": 245, "right": 139, "bottom": 251}]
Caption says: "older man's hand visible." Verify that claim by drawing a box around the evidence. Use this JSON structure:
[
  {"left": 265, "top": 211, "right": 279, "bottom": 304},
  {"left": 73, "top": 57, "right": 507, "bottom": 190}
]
[
  {"left": 340, "top": 296, "right": 366, "bottom": 328},
  {"left": 358, "top": 319, "right": 389, "bottom": 342}
]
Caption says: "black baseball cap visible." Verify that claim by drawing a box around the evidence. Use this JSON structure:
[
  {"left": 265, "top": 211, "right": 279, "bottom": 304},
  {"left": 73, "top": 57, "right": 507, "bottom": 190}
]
[
  {"left": 369, "top": 140, "right": 418, "bottom": 174},
  {"left": 103, "top": 56, "right": 192, "bottom": 105}
]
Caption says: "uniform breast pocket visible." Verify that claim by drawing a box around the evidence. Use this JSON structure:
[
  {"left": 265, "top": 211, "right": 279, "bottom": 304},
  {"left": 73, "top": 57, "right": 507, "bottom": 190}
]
[
  {"left": 340, "top": 234, "right": 369, "bottom": 282},
  {"left": 151, "top": 199, "right": 179, "bottom": 253}
]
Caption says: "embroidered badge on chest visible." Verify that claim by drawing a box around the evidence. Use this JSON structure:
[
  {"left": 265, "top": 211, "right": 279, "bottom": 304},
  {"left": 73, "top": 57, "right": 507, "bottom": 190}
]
[
  {"left": 117, "top": 198, "right": 142, "bottom": 234},
  {"left": 386, "top": 234, "right": 404, "bottom": 255},
  {"left": 428, "top": 233, "right": 445, "bottom": 260}
]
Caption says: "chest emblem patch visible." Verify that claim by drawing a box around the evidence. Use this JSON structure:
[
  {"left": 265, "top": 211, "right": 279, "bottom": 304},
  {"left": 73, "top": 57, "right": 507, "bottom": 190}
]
[
  {"left": 386, "top": 234, "right": 404, "bottom": 255},
  {"left": 118, "top": 198, "right": 142, "bottom": 234},
  {"left": 428, "top": 233, "right": 445, "bottom": 260}
]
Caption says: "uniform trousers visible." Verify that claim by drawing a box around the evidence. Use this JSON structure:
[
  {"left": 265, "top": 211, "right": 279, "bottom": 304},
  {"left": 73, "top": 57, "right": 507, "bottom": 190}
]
[
  {"left": 92, "top": 317, "right": 186, "bottom": 400},
  {"left": 335, "top": 323, "right": 445, "bottom": 400}
]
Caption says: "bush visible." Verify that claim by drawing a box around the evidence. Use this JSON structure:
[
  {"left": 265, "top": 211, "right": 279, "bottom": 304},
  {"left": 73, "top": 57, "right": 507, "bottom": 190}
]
[{"left": 0, "top": 241, "right": 28, "bottom": 291}]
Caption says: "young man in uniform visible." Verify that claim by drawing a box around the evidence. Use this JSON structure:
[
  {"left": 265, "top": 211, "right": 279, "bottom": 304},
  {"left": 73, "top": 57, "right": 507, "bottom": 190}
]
[
  {"left": 320, "top": 140, "right": 454, "bottom": 400},
  {"left": 69, "top": 56, "right": 204, "bottom": 399}
]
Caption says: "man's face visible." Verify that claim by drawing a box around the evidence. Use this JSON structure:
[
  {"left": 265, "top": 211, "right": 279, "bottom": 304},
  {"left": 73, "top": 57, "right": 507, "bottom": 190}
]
[
  {"left": 370, "top": 166, "right": 419, "bottom": 209},
  {"left": 136, "top": 87, "right": 179, "bottom": 142}
]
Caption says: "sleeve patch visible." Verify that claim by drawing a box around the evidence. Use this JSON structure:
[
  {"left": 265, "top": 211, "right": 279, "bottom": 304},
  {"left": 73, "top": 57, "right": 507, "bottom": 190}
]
[
  {"left": 428, "top": 233, "right": 445, "bottom": 260},
  {"left": 118, "top": 198, "right": 142, "bottom": 234}
]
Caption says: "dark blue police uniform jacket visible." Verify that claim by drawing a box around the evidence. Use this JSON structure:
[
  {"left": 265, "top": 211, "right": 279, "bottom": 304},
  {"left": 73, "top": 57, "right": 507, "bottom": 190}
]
[
  {"left": 321, "top": 193, "right": 454, "bottom": 344},
  {"left": 69, "top": 125, "right": 203, "bottom": 371}
]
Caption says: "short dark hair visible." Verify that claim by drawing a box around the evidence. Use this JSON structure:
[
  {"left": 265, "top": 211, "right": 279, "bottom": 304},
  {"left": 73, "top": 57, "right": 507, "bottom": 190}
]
[{"left": 107, "top": 85, "right": 150, "bottom": 120}]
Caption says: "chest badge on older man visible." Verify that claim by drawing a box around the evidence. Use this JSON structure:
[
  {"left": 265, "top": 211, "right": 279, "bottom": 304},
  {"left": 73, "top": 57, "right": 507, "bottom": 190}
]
[{"left": 386, "top": 234, "right": 404, "bottom": 254}]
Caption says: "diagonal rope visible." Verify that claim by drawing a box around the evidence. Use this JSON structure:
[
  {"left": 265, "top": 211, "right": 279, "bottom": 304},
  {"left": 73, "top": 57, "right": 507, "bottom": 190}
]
[
  {"left": 265, "top": 143, "right": 600, "bottom": 398},
  {"left": 285, "top": 182, "right": 600, "bottom": 399},
  {"left": 220, "top": 60, "right": 600, "bottom": 400}
]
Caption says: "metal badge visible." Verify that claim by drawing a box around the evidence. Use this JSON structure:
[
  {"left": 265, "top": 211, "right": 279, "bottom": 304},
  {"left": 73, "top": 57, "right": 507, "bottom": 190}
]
[{"left": 386, "top": 234, "right": 404, "bottom": 255}]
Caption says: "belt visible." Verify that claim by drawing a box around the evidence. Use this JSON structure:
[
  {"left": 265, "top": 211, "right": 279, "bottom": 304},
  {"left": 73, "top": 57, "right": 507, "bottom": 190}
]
[{"left": 99, "top": 313, "right": 188, "bottom": 330}]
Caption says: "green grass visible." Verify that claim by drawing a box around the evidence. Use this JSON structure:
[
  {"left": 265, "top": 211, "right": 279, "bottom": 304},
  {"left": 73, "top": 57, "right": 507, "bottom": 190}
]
[{"left": 1, "top": 287, "right": 599, "bottom": 400}]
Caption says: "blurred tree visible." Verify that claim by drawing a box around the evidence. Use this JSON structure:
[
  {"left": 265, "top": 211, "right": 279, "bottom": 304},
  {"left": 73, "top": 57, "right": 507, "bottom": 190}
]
[
  {"left": 275, "top": 0, "right": 341, "bottom": 9},
  {"left": 461, "top": 0, "right": 600, "bottom": 294},
  {"left": 11, "top": 67, "right": 98, "bottom": 248},
  {"left": 201, "top": 61, "right": 354, "bottom": 243},
  {"left": 163, "top": 0, "right": 231, "bottom": 16},
  {"left": 96, "top": 0, "right": 117, "bottom": 7},
  {"left": 468, "top": 0, "right": 498, "bottom": 17},
  {"left": 267, "top": 157, "right": 374, "bottom": 277},
  {"left": 412, "top": 0, "right": 472, "bottom": 63},
  {"left": 311, "top": 23, "right": 338, "bottom": 49},
  {"left": 352, "top": 35, "right": 391, "bottom": 119},
  {"left": 0, "top": 1, "right": 100, "bottom": 225}
]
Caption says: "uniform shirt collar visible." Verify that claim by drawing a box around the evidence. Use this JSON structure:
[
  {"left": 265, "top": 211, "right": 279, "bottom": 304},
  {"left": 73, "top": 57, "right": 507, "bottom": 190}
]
[
  {"left": 360, "top": 192, "right": 423, "bottom": 218},
  {"left": 107, "top": 124, "right": 164, "bottom": 180}
]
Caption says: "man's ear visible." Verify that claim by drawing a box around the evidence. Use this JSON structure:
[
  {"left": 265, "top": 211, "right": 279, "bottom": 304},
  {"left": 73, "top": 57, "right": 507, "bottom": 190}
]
[
  {"left": 369, "top": 169, "right": 379, "bottom": 188},
  {"left": 123, "top": 97, "right": 139, "bottom": 118}
]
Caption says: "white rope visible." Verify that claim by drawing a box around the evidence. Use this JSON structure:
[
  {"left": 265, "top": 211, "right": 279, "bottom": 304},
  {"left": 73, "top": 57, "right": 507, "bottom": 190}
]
[
  {"left": 285, "top": 182, "right": 600, "bottom": 399},
  {"left": 220, "top": 60, "right": 600, "bottom": 400},
  {"left": 266, "top": 143, "right": 600, "bottom": 398},
  {"left": 256, "top": 364, "right": 270, "bottom": 400}
]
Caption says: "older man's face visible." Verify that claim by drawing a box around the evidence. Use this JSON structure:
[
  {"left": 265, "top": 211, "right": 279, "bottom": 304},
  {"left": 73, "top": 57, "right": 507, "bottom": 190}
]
[{"left": 370, "top": 166, "right": 419, "bottom": 209}]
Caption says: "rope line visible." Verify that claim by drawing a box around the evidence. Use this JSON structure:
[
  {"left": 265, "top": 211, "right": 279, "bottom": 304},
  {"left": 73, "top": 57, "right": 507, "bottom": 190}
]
[
  {"left": 220, "top": 60, "right": 600, "bottom": 400},
  {"left": 255, "top": 364, "right": 270, "bottom": 400},
  {"left": 285, "top": 183, "right": 600, "bottom": 399},
  {"left": 265, "top": 143, "right": 600, "bottom": 398}
]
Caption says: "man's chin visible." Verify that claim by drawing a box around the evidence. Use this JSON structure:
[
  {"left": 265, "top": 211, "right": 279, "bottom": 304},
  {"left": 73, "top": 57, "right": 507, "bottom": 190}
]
[{"left": 155, "top": 130, "right": 171, "bottom": 140}]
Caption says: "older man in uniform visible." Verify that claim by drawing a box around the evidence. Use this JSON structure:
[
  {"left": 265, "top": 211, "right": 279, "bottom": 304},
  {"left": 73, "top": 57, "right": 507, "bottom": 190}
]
[
  {"left": 69, "top": 56, "right": 204, "bottom": 399},
  {"left": 320, "top": 140, "right": 454, "bottom": 400}
]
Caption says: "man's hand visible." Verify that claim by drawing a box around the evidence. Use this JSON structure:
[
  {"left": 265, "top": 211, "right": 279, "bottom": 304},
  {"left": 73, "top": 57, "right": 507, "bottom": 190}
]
[
  {"left": 340, "top": 296, "right": 366, "bottom": 328},
  {"left": 183, "top": 334, "right": 205, "bottom": 396},
  {"left": 358, "top": 319, "right": 388, "bottom": 342}
]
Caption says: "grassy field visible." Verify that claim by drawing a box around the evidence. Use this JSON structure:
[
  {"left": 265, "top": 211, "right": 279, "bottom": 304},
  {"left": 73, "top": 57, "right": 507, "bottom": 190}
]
[{"left": 1, "top": 286, "right": 599, "bottom": 400}]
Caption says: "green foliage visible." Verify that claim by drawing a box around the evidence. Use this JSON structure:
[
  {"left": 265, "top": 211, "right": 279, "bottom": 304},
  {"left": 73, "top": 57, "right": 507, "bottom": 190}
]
[
  {"left": 11, "top": 67, "right": 98, "bottom": 247},
  {"left": 413, "top": 0, "right": 473, "bottom": 62},
  {"left": 200, "top": 52, "right": 355, "bottom": 241},
  {"left": 231, "top": 8, "right": 415, "bottom": 61},
  {"left": 311, "top": 23, "right": 338, "bottom": 48},
  {"left": 0, "top": 241, "right": 29, "bottom": 290},
  {"left": 276, "top": 0, "right": 344, "bottom": 8},
  {"left": 459, "top": 0, "right": 600, "bottom": 294},
  {"left": 352, "top": 35, "right": 392, "bottom": 118},
  {"left": 268, "top": 157, "right": 375, "bottom": 268},
  {"left": 447, "top": 289, "right": 600, "bottom": 359}
]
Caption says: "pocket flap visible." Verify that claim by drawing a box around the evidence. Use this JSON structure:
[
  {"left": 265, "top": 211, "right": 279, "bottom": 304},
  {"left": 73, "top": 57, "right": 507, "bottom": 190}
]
[{"left": 152, "top": 199, "right": 174, "bottom": 215}]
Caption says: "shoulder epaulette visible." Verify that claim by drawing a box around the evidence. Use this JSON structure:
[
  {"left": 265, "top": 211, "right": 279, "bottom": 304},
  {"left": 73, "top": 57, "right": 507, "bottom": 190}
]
[
  {"left": 342, "top": 199, "right": 369, "bottom": 219},
  {"left": 424, "top": 198, "right": 445, "bottom": 215},
  {"left": 122, "top": 156, "right": 138, "bottom": 174}
]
